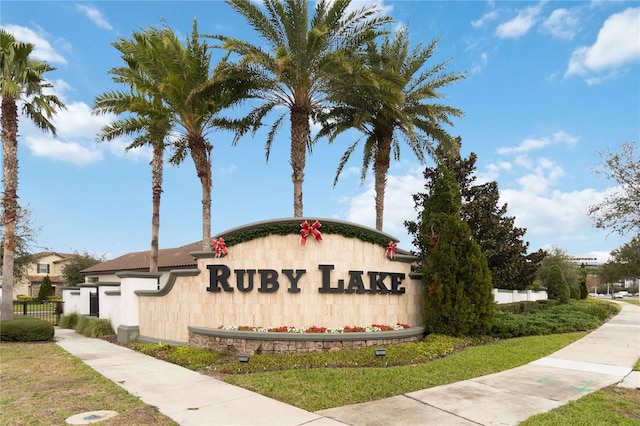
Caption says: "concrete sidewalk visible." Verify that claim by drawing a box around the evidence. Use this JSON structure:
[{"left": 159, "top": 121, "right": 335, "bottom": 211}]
[
  {"left": 55, "top": 327, "right": 342, "bottom": 425},
  {"left": 55, "top": 302, "right": 639, "bottom": 426}
]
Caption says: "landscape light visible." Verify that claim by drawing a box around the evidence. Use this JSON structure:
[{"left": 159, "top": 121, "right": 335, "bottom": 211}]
[
  {"left": 375, "top": 348, "right": 386, "bottom": 357},
  {"left": 238, "top": 354, "right": 250, "bottom": 363}
]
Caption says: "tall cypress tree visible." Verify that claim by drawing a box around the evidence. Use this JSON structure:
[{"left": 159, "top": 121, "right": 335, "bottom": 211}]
[
  {"left": 406, "top": 145, "right": 546, "bottom": 290},
  {"left": 420, "top": 149, "right": 494, "bottom": 336}
]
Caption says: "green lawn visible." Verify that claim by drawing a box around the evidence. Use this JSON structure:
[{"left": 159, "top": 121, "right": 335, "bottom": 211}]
[{"left": 224, "top": 333, "right": 585, "bottom": 411}]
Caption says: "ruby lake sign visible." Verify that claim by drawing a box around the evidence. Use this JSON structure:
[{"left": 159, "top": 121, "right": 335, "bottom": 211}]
[{"left": 66, "top": 218, "right": 425, "bottom": 352}]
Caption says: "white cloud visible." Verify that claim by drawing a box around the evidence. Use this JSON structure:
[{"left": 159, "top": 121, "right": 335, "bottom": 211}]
[
  {"left": 496, "top": 3, "right": 545, "bottom": 39},
  {"left": 25, "top": 135, "right": 103, "bottom": 165},
  {"left": 565, "top": 7, "right": 640, "bottom": 81},
  {"left": 19, "top": 97, "right": 151, "bottom": 166},
  {"left": 498, "top": 137, "right": 549, "bottom": 154},
  {"left": 53, "top": 101, "right": 110, "bottom": 139},
  {"left": 541, "top": 8, "right": 580, "bottom": 40},
  {"left": 500, "top": 186, "right": 605, "bottom": 250},
  {"left": 75, "top": 4, "right": 113, "bottom": 30},
  {"left": 345, "top": 167, "right": 424, "bottom": 245},
  {"left": 471, "top": 52, "right": 489, "bottom": 74},
  {"left": 218, "top": 164, "right": 238, "bottom": 175},
  {"left": 340, "top": 156, "right": 623, "bottom": 255},
  {"left": 515, "top": 155, "right": 534, "bottom": 169},
  {"left": 583, "top": 251, "right": 612, "bottom": 264},
  {"left": 0, "top": 24, "right": 67, "bottom": 64},
  {"left": 472, "top": 11, "right": 499, "bottom": 29},
  {"left": 476, "top": 161, "right": 512, "bottom": 183},
  {"left": 497, "top": 131, "right": 579, "bottom": 155}
]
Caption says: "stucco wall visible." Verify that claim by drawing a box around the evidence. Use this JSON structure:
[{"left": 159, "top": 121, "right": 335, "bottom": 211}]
[{"left": 139, "top": 233, "right": 422, "bottom": 343}]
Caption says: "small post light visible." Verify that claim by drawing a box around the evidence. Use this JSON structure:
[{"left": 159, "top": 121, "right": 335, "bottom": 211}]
[
  {"left": 374, "top": 348, "right": 386, "bottom": 357},
  {"left": 238, "top": 354, "right": 250, "bottom": 363}
]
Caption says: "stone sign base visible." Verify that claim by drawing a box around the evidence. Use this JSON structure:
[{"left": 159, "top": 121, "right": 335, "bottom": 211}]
[{"left": 188, "top": 326, "right": 425, "bottom": 355}]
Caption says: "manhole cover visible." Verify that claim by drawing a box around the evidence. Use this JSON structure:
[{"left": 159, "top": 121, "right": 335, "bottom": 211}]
[{"left": 66, "top": 410, "right": 118, "bottom": 425}]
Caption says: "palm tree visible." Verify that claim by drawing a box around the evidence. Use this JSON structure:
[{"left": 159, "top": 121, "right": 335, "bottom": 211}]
[
  {"left": 93, "top": 29, "right": 173, "bottom": 272},
  {"left": 96, "top": 22, "right": 257, "bottom": 251},
  {"left": 214, "top": 0, "right": 392, "bottom": 217},
  {"left": 0, "top": 30, "right": 65, "bottom": 320},
  {"left": 316, "top": 28, "right": 465, "bottom": 231}
]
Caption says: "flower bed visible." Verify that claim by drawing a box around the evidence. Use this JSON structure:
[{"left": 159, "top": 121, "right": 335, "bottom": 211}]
[
  {"left": 217, "top": 323, "right": 410, "bottom": 334},
  {"left": 188, "top": 324, "right": 424, "bottom": 355}
]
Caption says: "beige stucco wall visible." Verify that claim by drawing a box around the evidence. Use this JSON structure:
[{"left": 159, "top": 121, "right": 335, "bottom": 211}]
[{"left": 139, "top": 233, "right": 422, "bottom": 343}]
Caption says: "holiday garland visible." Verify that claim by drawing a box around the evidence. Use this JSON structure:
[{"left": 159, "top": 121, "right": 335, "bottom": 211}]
[{"left": 216, "top": 220, "right": 394, "bottom": 249}]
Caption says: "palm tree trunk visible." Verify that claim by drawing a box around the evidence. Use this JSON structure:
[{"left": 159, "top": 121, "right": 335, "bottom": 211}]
[
  {"left": 373, "top": 133, "right": 392, "bottom": 231},
  {"left": 1, "top": 97, "right": 18, "bottom": 320},
  {"left": 189, "top": 135, "right": 212, "bottom": 251},
  {"left": 290, "top": 107, "right": 309, "bottom": 217},
  {"left": 149, "top": 144, "right": 164, "bottom": 272}
]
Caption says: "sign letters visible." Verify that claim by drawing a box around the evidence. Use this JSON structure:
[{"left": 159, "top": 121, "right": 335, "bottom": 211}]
[{"left": 206, "top": 264, "right": 405, "bottom": 295}]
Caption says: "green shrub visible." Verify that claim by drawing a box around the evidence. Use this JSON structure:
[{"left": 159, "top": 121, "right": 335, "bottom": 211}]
[
  {"left": 37, "top": 275, "right": 54, "bottom": 302},
  {"left": 130, "top": 342, "right": 224, "bottom": 370},
  {"left": 76, "top": 317, "right": 114, "bottom": 337},
  {"left": 490, "top": 300, "right": 619, "bottom": 338},
  {"left": 88, "top": 319, "right": 114, "bottom": 337},
  {"left": 59, "top": 312, "right": 79, "bottom": 329},
  {"left": 217, "top": 334, "right": 485, "bottom": 374},
  {"left": 569, "top": 282, "right": 581, "bottom": 300},
  {"left": 580, "top": 281, "right": 588, "bottom": 299},
  {"left": 535, "top": 299, "right": 559, "bottom": 309},
  {"left": 128, "top": 334, "right": 485, "bottom": 375},
  {"left": 0, "top": 317, "right": 54, "bottom": 342},
  {"left": 546, "top": 265, "right": 570, "bottom": 304},
  {"left": 76, "top": 316, "right": 92, "bottom": 335},
  {"left": 497, "top": 299, "right": 559, "bottom": 314},
  {"left": 16, "top": 295, "right": 37, "bottom": 301}
]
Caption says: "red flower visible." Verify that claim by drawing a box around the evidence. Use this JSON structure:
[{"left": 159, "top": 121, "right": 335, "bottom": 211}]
[
  {"left": 304, "top": 325, "right": 327, "bottom": 333},
  {"left": 372, "top": 324, "right": 394, "bottom": 331}
]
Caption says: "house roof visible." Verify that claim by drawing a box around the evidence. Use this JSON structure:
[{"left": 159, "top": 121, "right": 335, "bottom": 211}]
[
  {"left": 32, "top": 252, "right": 75, "bottom": 263},
  {"left": 81, "top": 241, "right": 201, "bottom": 275}
]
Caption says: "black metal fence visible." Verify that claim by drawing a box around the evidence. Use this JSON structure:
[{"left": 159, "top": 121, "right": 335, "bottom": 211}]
[{"left": 12, "top": 301, "right": 64, "bottom": 326}]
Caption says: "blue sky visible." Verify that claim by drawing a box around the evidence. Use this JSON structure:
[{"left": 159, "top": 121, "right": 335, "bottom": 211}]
[{"left": 2, "top": 1, "right": 639, "bottom": 263}]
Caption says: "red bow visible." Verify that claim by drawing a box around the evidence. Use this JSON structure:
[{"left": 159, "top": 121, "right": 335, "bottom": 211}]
[
  {"left": 300, "top": 220, "right": 322, "bottom": 245},
  {"left": 211, "top": 237, "right": 228, "bottom": 258},
  {"left": 385, "top": 241, "right": 397, "bottom": 259}
]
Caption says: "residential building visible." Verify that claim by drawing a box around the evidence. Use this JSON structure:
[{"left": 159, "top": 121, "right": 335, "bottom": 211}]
[
  {"left": 0, "top": 251, "right": 74, "bottom": 299},
  {"left": 569, "top": 255, "right": 599, "bottom": 268}
]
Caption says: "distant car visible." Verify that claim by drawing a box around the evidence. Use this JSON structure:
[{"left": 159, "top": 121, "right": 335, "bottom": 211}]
[{"left": 613, "top": 292, "right": 626, "bottom": 299}]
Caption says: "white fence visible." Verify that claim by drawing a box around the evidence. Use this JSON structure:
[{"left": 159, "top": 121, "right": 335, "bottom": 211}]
[
  {"left": 492, "top": 289, "right": 548, "bottom": 304},
  {"left": 62, "top": 272, "right": 160, "bottom": 343}
]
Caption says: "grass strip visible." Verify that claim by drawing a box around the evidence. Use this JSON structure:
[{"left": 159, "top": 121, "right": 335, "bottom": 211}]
[
  {"left": 0, "top": 342, "right": 177, "bottom": 426},
  {"left": 224, "top": 332, "right": 585, "bottom": 411},
  {"left": 520, "top": 386, "right": 640, "bottom": 426}
]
